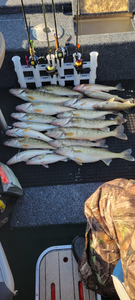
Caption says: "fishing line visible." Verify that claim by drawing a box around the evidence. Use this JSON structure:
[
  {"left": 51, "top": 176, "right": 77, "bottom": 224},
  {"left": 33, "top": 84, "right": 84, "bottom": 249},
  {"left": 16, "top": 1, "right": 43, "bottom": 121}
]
[
  {"left": 20, "top": 0, "right": 34, "bottom": 57},
  {"left": 41, "top": 0, "right": 51, "bottom": 57},
  {"left": 51, "top": 0, "right": 59, "bottom": 49},
  {"left": 76, "top": 0, "right": 79, "bottom": 54}
]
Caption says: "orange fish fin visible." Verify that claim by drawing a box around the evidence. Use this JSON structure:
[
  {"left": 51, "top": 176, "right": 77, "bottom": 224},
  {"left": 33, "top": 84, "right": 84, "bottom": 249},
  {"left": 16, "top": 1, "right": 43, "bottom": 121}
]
[
  {"left": 65, "top": 132, "right": 74, "bottom": 136},
  {"left": 23, "top": 128, "right": 30, "bottom": 132},
  {"left": 108, "top": 98, "right": 115, "bottom": 102},
  {"left": 81, "top": 101, "right": 87, "bottom": 106},
  {"left": 35, "top": 109, "right": 43, "bottom": 113},
  {"left": 27, "top": 96, "right": 35, "bottom": 100}
]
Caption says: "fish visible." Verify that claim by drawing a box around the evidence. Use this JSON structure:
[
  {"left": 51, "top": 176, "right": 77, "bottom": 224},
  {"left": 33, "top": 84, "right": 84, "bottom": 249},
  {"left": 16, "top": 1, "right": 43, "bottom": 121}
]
[
  {"left": 49, "top": 138, "right": 108, "bottom": 148},
  {"left": 6, "top": 149, "right": 54, "bottom": 165},
  {"left": 38, "top": 84, "right": 81, "bottom": 96},
  {"left": 12, "top": 122, "right": 57, "bottom": 132},
  {"left": 0, "top": 162, "right": 23, "bottom": 196},
  {"left": 15, "top": 102, "right": 73, "bottom": 115},
  {"left": 73, "top": 83, "right": 124, "bottom": 93},
  {"left": 11, "top": 113, "right": 56, "bottom": 123},
  {"left": 52, "top": 114, "right": 126, "bottom": 130},
  {"left": 45, "top": 125, "right": 127, "bottom": 141},
  {"left": 55, "top": 147, "right": 134, "bottom": 166},
  {"left": 93, "top": 98, "right": 135, "bottom": 111},
  {"left": 63, "top": 98, "right": 105, "bottom": 110},
  {"left": 80, "top": 90, "right": 127, "bottom": 102},
  {"left": 5, "top": 128, "right": 52, "bottom": 142},
  {"left": 9, "top": 88, "right": 79, "bottom": 103},
  {"left": 3, "top": 138, "right": 55, "bottom": 149},
  {"left": 26, "top": 153, "right": 68, "bottom": 168},
  {"left": 57, "top": 110, "right": 118, "bottom": 120}
]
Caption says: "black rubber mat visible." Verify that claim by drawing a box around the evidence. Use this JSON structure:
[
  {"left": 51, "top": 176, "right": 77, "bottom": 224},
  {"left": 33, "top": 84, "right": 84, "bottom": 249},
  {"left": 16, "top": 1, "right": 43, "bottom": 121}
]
[{"left": 0, "top": 79, "right": 135, "bottom": 188}]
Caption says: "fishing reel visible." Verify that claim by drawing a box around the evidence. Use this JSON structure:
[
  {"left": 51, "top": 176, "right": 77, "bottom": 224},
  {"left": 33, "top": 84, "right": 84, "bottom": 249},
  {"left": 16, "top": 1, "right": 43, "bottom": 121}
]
[
  {"left": 45, "top": 60, "right": 57, "bottom": 78},
  {"left": 55, "top": 47, "right": 66, "bottom": 67},
  {"left": 74, "top": 57, "right": 83, "bottom": 74},
  {"left": 28, "top": 55, "right": 38, "bottom": 68}
]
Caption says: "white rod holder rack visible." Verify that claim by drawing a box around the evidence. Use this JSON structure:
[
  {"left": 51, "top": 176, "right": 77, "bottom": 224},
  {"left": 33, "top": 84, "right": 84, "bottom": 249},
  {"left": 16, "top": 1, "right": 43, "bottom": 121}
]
[{"left": 12, "top": 51, "right": 98, "bottom": 88}]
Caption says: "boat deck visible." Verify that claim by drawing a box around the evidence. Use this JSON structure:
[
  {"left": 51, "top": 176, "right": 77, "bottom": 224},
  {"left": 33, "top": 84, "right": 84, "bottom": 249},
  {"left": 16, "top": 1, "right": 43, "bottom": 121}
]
[{"left": 35, "top": 245, "right": 101, "bottom": 300}]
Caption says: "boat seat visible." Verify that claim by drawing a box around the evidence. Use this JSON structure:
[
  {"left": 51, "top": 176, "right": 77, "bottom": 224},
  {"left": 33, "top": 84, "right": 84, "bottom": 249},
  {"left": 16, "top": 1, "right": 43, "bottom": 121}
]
[{"left": 35, "top": 245, "right": 101, "bottom": 300}]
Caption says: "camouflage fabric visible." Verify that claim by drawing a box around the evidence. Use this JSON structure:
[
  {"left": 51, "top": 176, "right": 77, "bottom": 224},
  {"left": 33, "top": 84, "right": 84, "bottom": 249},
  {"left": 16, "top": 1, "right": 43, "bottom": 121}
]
[{"left": 78, "top": 178, "right": 135, "bottom": 299}]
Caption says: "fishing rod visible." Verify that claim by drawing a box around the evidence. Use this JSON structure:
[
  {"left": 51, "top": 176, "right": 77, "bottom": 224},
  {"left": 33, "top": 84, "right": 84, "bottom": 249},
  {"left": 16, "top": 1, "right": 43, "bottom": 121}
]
[
  {"left": 41, "top": 0, "right": 57, "bottom": 76},
  {"left": 20, "top": 0, "right": 38, "bottom": 68},
  {"left": 51, "top": 0, "right": 66, "bottom": 65},
  {"left": 74, "top": 0, "right": 83, "bottom": 74}
]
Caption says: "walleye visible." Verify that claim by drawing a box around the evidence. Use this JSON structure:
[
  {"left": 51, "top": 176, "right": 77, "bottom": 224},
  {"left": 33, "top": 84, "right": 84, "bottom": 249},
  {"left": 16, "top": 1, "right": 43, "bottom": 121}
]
[
  {"left": 16, "top": 102, "right": 73, "bottom": 115},
  {"left": 3, "top": 138, "right": 55, "bottom": 149},
  {"left": 13, "top": 122, "right": 57, "bottom": 132},
  {"left": 93, "top": 98, "right": 135, "bottom": 111},
  {"left": 79, "top": 90, "right": 127, "bottom": 102},
  {"left": 55, "top": 146, "right": 134, "bottom": 166},
  {"left": 38, "top": 84, "right": 81, "bottom": 96},
  {"left": 52, "top": 114, "right": 126, "bottom": 130},
  {"left": 5, "top": 128, "right": 52, "bottom": 142},
  {"left": 9, "top": 88, "right": 78, "bottom": 103},
  {"left": 57, "top": 110, "right": 117, "bottom": 120},
  {"left": 46, "top": 125, "right": 127, "bottom": 141},
  {"left": 11, "top": 113, "right": 56, "bottom": 123},
  {"left": 26, "top": 153, "right": 68, "bottom": 168},
  {"left": 49, "top": 139, "right": 108, "bottom": 148},
  {"left": 63, "top": 98, "right": 105, "bottom": 110},
  {"left": 73, "top": 83, "right": 124, "bottom": 93},
  {"left": 7, "top": 149, "right": 54, "bottom": 165}
]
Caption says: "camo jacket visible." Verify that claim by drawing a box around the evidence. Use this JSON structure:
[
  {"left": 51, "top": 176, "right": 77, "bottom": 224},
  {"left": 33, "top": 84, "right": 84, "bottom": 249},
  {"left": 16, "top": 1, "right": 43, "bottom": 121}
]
[{"left": 78, "top": 178, "right": 135, "bottom": 299}]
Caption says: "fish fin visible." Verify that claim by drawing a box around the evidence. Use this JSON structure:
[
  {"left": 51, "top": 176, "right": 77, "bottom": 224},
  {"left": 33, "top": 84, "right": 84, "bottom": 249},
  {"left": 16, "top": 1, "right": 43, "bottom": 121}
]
[
  {"left": 96, "top": 139, "right": 108, "bottom": 148},
  {"left": 75, "top": 157, "right": 83, "bottom": 162},
  {"left": 22, "top": 144, "right": 29, "bottom": 147},
  {"left": 115, "top": 114, "right": 127, "bottom": 125},
  {"left": 35, "top": 109, "right": 43, "bottom": 113},
  {"left": 75, "top": 160, "right": 83, "bottom": 165},
  {"left": 114, "top": 125, "right": 127, "bottom": 140},
  {"left": 81, "top": 101, "right": 87, "bottom": 106},
  {"left": 100, "top": 127, "right": 110, "bottom": 132},
  {"left": 116, "top": 83, "right": 125, "bottom": 91},
  {"left": 78, "top": 94, "right": 83, "bottom": 100},
  {"left": 102, "top": 159, "right": 112, "bottom": 166},
  {"left": 108, "top": 98, "right": 116, "bottom": 102},
  {"left": 74, "top": 150, "right": 82, "bottom": 153},
  {"left": 27, "top": 96, "right": 35, "bottom": 100},
  {"left": 23, "top": 128, "right": 30, "bottom": 132},
  {"left": 120, "top": 149, "right": 135, "bottom": 162},
  {"left": 65, "top": 132, "right": 74, "bottom": 136},
  {"left": 42, "top": 164, "right": 49, "bottom": 168}
]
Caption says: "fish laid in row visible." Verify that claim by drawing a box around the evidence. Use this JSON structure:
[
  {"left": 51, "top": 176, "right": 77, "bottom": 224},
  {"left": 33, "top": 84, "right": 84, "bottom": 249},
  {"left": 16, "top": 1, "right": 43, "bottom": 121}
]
[
  {"left": 9, "top": 88, "right": 79, "bottom": 103},
  {"left": 6, "top": 149, "right": 54, "bottom": 165},
  {"left": 46, "top": 125, "right": 127, "bottom": 141},
  {"left": 16, "top": 102, "right": 73, "bottom": 115},
  {"left": 5, "top": 128, "right": 52, "bottom": 142},
  {"left": 11, "top": 113, "right": 56, "bottom": 123},
  {"left": 38, "top": 84, "right": 81, "bottom": 96},
  {"left": 52, "top": 114, "right": 126, "bottom": 130},
  {"left": 12, "top": 122, "right": 57, "bottom": 132},
  {"left": 55, "top": 146, "right": 134, "bottom": 166},
  {"left": 73, "top": 83, "right": 124, "bottom": 93},
  {"left": 57, "top": 110, "right": 118, "bottom": 120},
  {"left": 93, "top": 98, "right": 135, "bottom": 111},
  {"left": 63, "top": 98, "right": 105, "bottom": 110},
  {"left": 26, "top": 153, "right": 68, "bottom": 168},
  {"left": 4, "top": 138, "right": 55, "bottom": 149},
  {"left": 49, "top": 138, "right": 108, "bottom": 148}
]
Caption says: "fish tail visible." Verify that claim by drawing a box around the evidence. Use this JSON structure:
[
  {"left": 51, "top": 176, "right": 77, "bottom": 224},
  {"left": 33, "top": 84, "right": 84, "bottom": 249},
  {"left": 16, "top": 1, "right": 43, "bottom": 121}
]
[
  {"left": 114, "top": 125, "right": 127, "bottom": 140},
  {"left": 120, "top": 149, "right": 135, "bottom": 162},
  {"left": 115, "top": 83, "right": 125, "bottom": 91},
  {"left": 115, "top": 113, "right": 127, "bottom": 125},
  {"left": 96, "top": 139, "right": 108, "bottom": 148}
]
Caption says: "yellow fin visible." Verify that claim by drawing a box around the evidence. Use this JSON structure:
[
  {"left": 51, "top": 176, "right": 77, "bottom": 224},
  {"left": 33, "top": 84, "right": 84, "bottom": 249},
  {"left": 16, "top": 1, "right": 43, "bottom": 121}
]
[
  {"left": 81, "top": 101, "right": 87, "bottom": 106},
  {"left": 75, "top": 157, "right": 83, "bottom": 162},
  {"left": 65, "top": 132, "right": 74, "bottom": 136},
  {"left": 35, "top": 109, "right": 43, "bottom": 113},
  {"left": 22, "top": 144, "right": 29, "bottom": 147},
  {"left": 74, "top": 150, "right": 82, "bottom": 153},
  {"left": 28, "top": 117, "right": 34, "bottom": 120},
  {"left": 75, "top": 160, "right": 82, "bottom": 165},
  {"left": 23, "top": 128, "right": 30, "bottom": 132},
  {"left": 27, "top": 96, "right": 35, "bottom": 100},
  {"left": 108, "top": 98, "right": 115, "bottom": 102}
]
